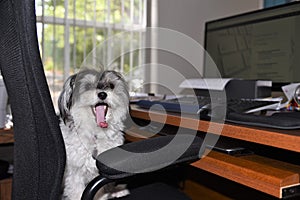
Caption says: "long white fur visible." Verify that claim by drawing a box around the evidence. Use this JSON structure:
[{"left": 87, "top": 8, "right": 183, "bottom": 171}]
[{"left": 58, "top": 69, "right": 129, "bottom": 200}]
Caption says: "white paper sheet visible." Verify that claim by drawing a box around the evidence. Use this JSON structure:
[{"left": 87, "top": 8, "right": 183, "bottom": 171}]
[{"left": 282, "top": 83, "right": 300, "bottom": 101}]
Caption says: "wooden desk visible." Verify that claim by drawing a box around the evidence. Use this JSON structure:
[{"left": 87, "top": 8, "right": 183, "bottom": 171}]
[
  {"left": 0, "top": 178, "right": 12, "bottom": 200},
  {"left": 0, "top": 129, "right": 14, "bottom": 144},
  {"left": 0, "top": 129, "right": 13, "bottom": 200},
  {"left": 129, "top": 105, "right": 300, "bottom": 199}
]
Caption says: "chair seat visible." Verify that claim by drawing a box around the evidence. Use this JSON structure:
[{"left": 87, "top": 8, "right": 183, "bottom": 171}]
[{"left": 119, "top": 182, "right": 191, "bottom": 200}]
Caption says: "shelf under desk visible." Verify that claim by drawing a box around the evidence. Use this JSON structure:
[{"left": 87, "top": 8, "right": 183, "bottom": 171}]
[
  {"left": 129, "top": 105, "right": 300, "bottom": 198},
  {"left": 192, "top": 151, "right": 300, "bottom": 199}
]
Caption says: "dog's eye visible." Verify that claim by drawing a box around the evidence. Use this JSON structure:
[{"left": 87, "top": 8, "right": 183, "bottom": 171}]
[
  {"left": 109, "top": 83, "right": 115, "bottom": 90},
  {"left": 97, "top": 82, "right": 114, "bottom": 90}
]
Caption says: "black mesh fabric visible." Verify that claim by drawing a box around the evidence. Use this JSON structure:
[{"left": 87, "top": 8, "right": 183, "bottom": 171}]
[
  {"left": 0, "top": 0, "right": 66, "bottom": 199},
  {"left": 96, "top": 135, "right": 204, "bottom": 179}
]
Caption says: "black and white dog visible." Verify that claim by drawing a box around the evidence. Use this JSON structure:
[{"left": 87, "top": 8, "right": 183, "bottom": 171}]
[{"left": 58, "top": 69, "right": 130, "bottom": 199}]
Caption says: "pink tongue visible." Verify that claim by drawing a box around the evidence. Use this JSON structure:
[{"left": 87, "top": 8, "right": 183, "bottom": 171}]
[{"left": 96, "top": 105, "right": 108, "bottom": 128}]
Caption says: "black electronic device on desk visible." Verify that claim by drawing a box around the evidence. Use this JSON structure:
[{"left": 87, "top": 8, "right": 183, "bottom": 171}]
[
  {"left": 205, "top": 137, "right": 253, "bottom": 157},
  {"left": 136, "top": 97, "right": 300, "bottom": 129},
  {"left": 136, "top": 96, "right": 280, "bottom": 115},
  {"left": 226, "top": 111, "right": 300, "bottom": 130}
]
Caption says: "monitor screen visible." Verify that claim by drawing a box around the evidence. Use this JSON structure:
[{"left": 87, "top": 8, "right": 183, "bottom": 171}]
[{"left": 204, "top": 2, "right": 300, "bottom": 91}]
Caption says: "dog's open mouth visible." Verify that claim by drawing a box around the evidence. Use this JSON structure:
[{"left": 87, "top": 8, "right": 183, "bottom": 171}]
[{"left": 95, "top": 103, "right": 109, "bottom": 128}]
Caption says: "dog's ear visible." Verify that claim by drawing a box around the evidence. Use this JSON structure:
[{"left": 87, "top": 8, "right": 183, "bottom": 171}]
[
  {"left": 110, "top": 70, "right": 124, "bottom": 80},
  {"left": 58, "top": 74, "right": 77, "bottom": 123}
]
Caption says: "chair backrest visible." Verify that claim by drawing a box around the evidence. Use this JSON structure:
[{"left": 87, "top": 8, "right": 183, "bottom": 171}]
[{"left": 0, "top": 0, "right": 66, "bottom": 199}]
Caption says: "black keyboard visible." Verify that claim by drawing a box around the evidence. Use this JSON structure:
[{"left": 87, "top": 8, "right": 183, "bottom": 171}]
[
  {"left": 136, "top": 96, "right": 280, "bottom": 114},
  {"left": 227, "top": 98, "right": 279, "bottom": 113}
]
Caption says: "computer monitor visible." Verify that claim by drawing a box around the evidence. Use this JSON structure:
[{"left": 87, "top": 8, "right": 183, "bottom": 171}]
[{"left": 204, "top": 2, "right": 300, "bottom": 91}]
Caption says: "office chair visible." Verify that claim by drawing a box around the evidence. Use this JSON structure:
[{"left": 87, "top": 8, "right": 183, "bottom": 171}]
[
  {"left": 0, "top": 0, "right": 204, "bottom": 199},
  {"left": 0, "top": 0, "right": 66, "bottom": 199}
]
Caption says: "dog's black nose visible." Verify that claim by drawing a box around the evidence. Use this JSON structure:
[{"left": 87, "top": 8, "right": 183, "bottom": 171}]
[{"left": 98, "top": 92, "right": 107, "bottom": 100}]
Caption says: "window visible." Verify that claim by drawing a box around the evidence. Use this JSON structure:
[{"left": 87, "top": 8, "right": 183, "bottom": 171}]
[
  {"left": 35, "top": 0, "right": 147, "bottom": 106},
  {"left": 264, "top": 0, "right": 295, "bottom": 8}
]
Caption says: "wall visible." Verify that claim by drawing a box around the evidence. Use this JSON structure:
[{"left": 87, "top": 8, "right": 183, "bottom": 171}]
[{"left": 151, "top": 0, "right": 261, "bottom": 95}]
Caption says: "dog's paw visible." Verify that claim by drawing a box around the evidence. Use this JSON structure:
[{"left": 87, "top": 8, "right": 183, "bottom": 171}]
[
  {"left": 109, "top": 189, "right": 130, "bottom": 199},
  {"left": 106, "top": 184, "right": 130, "bottom": 199}
]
